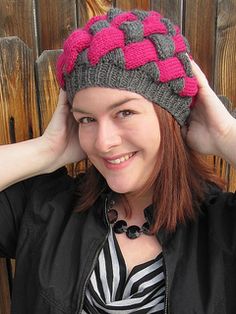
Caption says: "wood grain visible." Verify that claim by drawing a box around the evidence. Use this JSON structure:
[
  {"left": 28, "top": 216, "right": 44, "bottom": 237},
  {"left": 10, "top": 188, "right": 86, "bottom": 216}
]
[
  {"left": 36, "top": 0, "right": 77, "bottom": 54},
  {"left": 0, "top": 0, "right": 36, "bottom": 57},
  {"left": 35, "top": 50, "right": 61, "bottom": 133},
  {"left": 184, "top": 0, "right": 217, "bottom": 169},
  {"left": 150, "top": 0, "right": 183, "bottom": 26},
  {"left": 35, "top": 49, "right": 83, "bottom": 176},
  {"left": 0, "top": 259, "right": 10, "bottom": 314},
  {"left": 0, "top": 36, "right": 39, "bottom": 314},
  {"left": 215, "top": 0, "right": 236, "bottom": 191},
  {"left": 184, "top": 0, "right": 217, "bottom": 84},
  {"left": 0, "top": 37, "right": 40, "bottom": 145},
  {"left": 115, "top": 0, "right": 150, "bottom": 10},
  {"left": 78, "top": 0, "right": 113, "bottom": 27}
]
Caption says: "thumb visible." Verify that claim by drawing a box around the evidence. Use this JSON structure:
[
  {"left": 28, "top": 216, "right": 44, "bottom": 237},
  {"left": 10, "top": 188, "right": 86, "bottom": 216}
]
[{"left": 57, "top": 89, "right": 68, "bottom": 107}]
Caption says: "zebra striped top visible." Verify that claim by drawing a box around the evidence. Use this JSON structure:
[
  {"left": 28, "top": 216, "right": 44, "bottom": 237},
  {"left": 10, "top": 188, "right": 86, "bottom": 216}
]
[{"left": 82, "top": 228, "right": 165, "bottom": 313}]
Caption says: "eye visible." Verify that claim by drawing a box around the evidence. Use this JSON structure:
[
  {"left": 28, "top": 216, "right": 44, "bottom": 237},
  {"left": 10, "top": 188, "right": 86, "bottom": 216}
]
[
  {"left": 78, "top": 117, "right": 96, "bottom": 124},
  {"left": 117, "top": 110, "right": 135, "bottom": 119}
]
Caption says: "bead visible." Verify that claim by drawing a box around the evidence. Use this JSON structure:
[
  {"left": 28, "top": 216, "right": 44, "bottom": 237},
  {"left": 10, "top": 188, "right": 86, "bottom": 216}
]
[
  {"left": 109, "top": 199, "right": 115, "bottom": 208},
  {"left": 126, "top": 226, "right": 141, "bottom": 239},
  {"left": 113, "top": 220, "right": 127, "bottom": 234},
  {"left": 107, "top": 209, "right": 118, "bottom": 224},
  {"left": 107, "top": 198, "right": 152, "bottom": 239},
  {"left": 142, "top": 222, "right": 150, "bottom": 235}
]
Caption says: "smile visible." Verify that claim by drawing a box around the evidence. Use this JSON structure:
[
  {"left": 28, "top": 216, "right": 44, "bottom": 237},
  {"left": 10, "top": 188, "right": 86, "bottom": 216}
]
[{"left": 106, "top": 153, "right": 135, "bottom": 164}]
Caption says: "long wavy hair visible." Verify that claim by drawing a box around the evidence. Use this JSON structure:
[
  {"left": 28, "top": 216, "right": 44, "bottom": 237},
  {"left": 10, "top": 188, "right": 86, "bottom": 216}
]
[{"left": 74, "top": 104, "right": 225, "bottom": 233}]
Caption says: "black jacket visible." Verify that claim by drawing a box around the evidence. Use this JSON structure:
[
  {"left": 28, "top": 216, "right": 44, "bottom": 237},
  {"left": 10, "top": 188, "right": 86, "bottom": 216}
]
[{"left": 0, "top": 167, "right": 236, "bottom": 314}]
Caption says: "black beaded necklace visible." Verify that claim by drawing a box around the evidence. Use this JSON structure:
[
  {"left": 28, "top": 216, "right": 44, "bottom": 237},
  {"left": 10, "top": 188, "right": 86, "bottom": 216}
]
[{"left": 107, "top": 199, "right": 151, "bottom": 239}]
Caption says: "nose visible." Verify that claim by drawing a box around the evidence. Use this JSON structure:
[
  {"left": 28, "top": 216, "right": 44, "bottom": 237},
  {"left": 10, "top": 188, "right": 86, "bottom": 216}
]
[{"left": 95, "top": 120, "right": 122, "bottom": 153}]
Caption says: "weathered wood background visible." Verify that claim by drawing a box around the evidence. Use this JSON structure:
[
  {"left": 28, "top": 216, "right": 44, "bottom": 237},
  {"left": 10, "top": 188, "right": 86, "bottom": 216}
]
[{"left": 0, "top": 0, "right": 236, "bottom": 312}]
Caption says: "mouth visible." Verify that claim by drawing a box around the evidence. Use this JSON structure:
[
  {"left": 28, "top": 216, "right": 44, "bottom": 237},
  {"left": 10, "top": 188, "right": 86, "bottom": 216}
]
[{"left": 105, "top": 152, "right": 136, "bottom": 165}]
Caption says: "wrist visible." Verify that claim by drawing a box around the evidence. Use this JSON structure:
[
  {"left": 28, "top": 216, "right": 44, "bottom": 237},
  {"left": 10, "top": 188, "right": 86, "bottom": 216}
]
[
  {"left": 216, "top": 118, "right": 236, "bottom": 167},
  {"left": 37, "top": 136, "right": 66, "bottom": 174},
  {"left": 0, "top": 137, "right": 63, "bottom": 191}
]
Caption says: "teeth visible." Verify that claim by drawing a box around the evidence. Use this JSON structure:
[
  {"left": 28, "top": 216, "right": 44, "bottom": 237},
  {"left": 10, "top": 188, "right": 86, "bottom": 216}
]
[{"left": 107, "top": 153, "right": 134, "bottom": 164}]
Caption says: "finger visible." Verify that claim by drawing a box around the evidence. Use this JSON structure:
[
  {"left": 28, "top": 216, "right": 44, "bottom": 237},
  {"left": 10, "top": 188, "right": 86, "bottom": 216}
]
[
  {"left": 190, "top": 60, "right": 209, "bottom": 88},
  {"left": 58, "top": 89, "right": 68, "bottom": 106}
]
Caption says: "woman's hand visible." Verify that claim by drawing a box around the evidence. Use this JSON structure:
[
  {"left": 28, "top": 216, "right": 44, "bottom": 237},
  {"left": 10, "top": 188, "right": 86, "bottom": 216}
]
[
  {"left": 182, "top": 60, "right": 236, "bottom": 166},
  {"left": 42, "top": 89, "right": 86, "bottom": 170},
  {"left": 0, "top": 90, "right": 86, "bottom": 191}
]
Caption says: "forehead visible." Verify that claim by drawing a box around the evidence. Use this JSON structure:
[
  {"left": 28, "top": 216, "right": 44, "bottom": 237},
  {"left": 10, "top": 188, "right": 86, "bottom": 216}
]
[
  {"left": 72, "top": 87, "right": 150, "bottom": 113},
  {"left": 73, "top": 87, "right": 144, "bottom": 105}
]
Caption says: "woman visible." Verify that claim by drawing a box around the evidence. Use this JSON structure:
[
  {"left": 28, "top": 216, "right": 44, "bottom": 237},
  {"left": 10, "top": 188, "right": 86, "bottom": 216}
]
[{"left": 0, "top": 8, "right": 236, "bottom": 314}]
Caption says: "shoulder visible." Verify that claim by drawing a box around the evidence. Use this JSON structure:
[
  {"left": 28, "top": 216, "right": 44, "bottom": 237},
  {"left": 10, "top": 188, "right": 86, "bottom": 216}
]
[
  {"left": 26, "top": 167, "right": 75, "bottom": 197},
  {"left": 7, "top": 167, "right": 79, "bottom": 237},
  {"left": 1, "top": 167, "right": 77, "bottom": 217},
  {"left": 0, "top": 167, "right": 77, "bottom": 258},
  {"left": 202, "top": 183, "right": 236, "bottom": 212},
  {"left": 19, "top": 168, "right": 83, "bottom": 253},
  {"left": 200, "top": 183, "right": 236, "bottom": 254},
  {"left": 23, "top": 167, "right": 79, "bottom": 220}
]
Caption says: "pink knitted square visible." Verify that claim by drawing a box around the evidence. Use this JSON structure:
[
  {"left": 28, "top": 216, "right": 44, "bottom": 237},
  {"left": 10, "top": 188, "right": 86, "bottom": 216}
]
[
  {"left": 124, "top": 40, "right": 158, "bottom": 69},
  {"left": 64, "top": 30, "right": 91, "bottom": 73},
  {"left": 56, "top": 54, "right": 65, "bottom": 87},
  {"left": 173, "top": 34, "right": 187, "bottom": 54},
  {"left": 111, "top": 12, "right": 137, "bottom": 27},
  {"left": 149, "top": 11, "right": 162, "bottom": 19},
  {"left": 174, "top": 25, "right": 181, "bottom": 34},
  {"left": 88, "top": 27, "right": 125, "bottom": 65},
  {"left": 179, "top": 77, "right": 198, "bottom": 97},
  {"left": 143, "top": 15, "right": 167, "bottom": 36},
  {"left": 158, "top": 58, "right": 185, "bottom": 82}
]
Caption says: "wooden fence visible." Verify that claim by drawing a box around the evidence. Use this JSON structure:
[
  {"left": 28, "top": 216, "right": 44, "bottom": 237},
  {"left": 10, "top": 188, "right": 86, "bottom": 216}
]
[{"left": 0, "top": 0, "right": 236, "bottom": 312}]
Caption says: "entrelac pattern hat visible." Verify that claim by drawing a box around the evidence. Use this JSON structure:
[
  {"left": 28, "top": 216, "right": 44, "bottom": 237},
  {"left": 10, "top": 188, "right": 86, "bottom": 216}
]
[{"left": 56, "top": 8, "right": 198, "bottom": 125}]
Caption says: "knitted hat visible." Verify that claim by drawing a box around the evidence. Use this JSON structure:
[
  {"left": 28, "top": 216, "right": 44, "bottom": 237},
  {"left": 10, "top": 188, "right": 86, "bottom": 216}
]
[{"left": 56, "top": 8, "right": 198, "bottom": 125}]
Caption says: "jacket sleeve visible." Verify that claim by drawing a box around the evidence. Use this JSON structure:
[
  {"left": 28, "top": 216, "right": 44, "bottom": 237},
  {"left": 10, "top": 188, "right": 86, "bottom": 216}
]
[
  {"left": 204, "top": 189, "right": 236, "bottom": 254},
  {"left": 0, "top": 167, "right": 71, "bottom": 259},
  {"left": 0, "top": 181, "right": 29, "bottom": 258}
]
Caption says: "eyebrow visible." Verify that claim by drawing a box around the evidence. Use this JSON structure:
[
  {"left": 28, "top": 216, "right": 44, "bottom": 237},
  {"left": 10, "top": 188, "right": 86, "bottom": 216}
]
[{"left": 71, "top": 98, "right": 139, "bottom": 114}]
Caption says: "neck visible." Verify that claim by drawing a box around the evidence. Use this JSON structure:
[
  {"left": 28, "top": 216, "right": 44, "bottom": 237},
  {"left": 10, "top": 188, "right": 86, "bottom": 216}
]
[
  {"left": 125, "top": 188, "right": 153, "bottom": 212},
  {"left": 111, "top": 189, "right": 153, "bottom": 221}
]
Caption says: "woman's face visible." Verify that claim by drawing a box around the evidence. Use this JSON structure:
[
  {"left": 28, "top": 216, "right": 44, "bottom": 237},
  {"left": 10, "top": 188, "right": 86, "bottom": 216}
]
[{"left": 72, "top": 87, "right": 161, "bottom": 195}]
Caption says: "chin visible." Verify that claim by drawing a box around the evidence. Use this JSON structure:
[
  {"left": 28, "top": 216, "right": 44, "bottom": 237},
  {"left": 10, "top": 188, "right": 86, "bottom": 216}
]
[
  {"left": 105, "top": 179, "right": 138, "bottom": 195},
  {"left": 106, "top": 183, "right": 129, "bottom": 194}
]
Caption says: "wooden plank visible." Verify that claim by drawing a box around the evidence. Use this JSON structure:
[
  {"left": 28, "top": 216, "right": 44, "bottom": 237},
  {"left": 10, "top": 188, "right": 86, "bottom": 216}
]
[
  {"left": 0, "top": 37, "right": 40, "bottom": 145},
  {"left": 214, "top": 156, "right": 229, "bottom": 185},
  {"left": 215, "top": 0, "right": 236, "bottom": 191},
  {"left": 0, "top": 0, "right": 37, "bottom": 58},
  {"left": 115, "top": 0, "right": 150, "bottom": 10},
  {"left": 35, "top": 50, "right": 84, "bottom": 175},
  {"left": 150, "top": 0, "right": 183, "bottom": 26},
  {"left": 184, "top": 0, "right": 217, "bottom": 169},
  {"left": 184, "top": 0, "right": 217, "bottom": 84},
  {"left": 229, "top": 163, "right": 236, "bottom": 192},
  {"left": 0, "top": 259, "right": 11, "bottom": 314},
  {"left": 35, "top": 50, "right": 62, "bottom": 133},
  {"left": 35, "top": 0, "right": 77, "bottom": 54},
  {"left": 0, "top": 28, "right": 39, "bottom": 314},
  {"left": 77, "top": 0, "right": 113, "bottom": 27}
]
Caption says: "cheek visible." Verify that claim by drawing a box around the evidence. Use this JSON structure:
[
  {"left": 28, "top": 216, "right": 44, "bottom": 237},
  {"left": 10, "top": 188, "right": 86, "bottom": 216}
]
[
  {"left": 143, "top": 119, "right": 161, "bottom": 153},
  {"left": 136, "top": 119, "right": 160, "bottom": 144},
  {"left": 78, "top": 128, "right": 92, "bottom": 153}
]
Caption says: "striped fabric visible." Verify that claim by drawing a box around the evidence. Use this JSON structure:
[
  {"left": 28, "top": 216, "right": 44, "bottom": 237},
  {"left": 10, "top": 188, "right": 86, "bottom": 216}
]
[{"left": 82, "top": 228, "right": 165, "bottom": 313}]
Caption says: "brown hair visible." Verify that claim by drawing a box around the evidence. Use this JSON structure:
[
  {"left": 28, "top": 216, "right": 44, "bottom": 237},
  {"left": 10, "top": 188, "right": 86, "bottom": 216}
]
[{"left": 74, "top": 104, "right": 225, "bottom": 233}]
